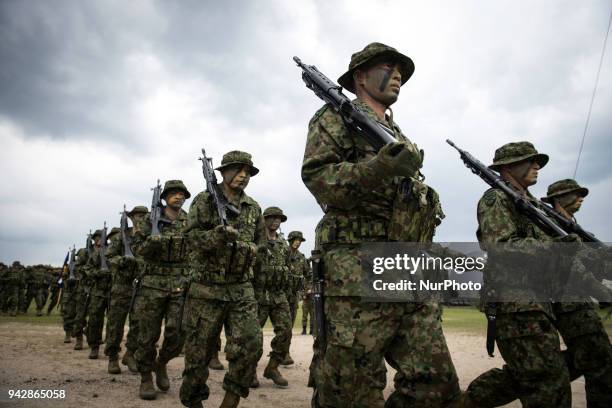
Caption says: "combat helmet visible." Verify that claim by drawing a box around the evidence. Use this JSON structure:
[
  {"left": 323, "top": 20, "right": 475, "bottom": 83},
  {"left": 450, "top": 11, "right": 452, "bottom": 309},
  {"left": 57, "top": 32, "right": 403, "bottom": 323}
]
[
  {"left": 215, "top": 150, "right": 259, "bottom": 176},
  {"left": 541, "top": 179, "right": 589, "bottom": 203},
  {"left": 263, "top": 206, "right": 287, "bottom": 222},
  {"left": 160, "top": 180, "right": 191, "bottom": 200}
]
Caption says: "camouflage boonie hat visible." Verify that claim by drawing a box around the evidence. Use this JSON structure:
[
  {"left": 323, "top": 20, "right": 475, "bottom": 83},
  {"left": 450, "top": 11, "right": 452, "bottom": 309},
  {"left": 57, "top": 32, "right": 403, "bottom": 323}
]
[
  {"left": 489, "top": 141, "right": 549, "bottom": 171},
  {"left": 338, "top": 42, "right": 415, "bottom": 94},
  {"left": 107, "top": 227, "right": 121, "bottom": 239},
  {"left": 161, "top": 179, "right": 191, "bottom": 200},
  {"left": 12, "top": 261, "right": 21, "bottom": 267},
  {"left": 263, "top": 206, "right": 287, "bottom": 222},
  {"left": 92, "top": 229, "right": 103, "bottom": 238},
  {"left": 128, "top": 205, "right": 148, "bottom": 217},
  {"left": 541, "top": 179, "right": 589, "bottom": 203},
  {"left": 215, "top": 150, "right": 259, "bottom": 176},
  {"left": 287, "top": 231, "right": 306, "bottom": 242}
]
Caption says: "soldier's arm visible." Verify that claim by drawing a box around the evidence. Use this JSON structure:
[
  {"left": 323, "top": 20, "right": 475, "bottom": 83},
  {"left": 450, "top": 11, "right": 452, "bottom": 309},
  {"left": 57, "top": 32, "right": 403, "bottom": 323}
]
[
  {"left": 301, "top": 107, "right": 390, "bottom": 209},
  {"left": 185, "top": 192, "right": 223, "bottom": 251}
]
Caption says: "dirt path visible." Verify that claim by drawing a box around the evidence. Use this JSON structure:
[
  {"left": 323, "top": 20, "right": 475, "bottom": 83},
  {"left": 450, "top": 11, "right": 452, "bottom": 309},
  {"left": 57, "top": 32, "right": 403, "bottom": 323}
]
[{"left": 0, "top": 322, "right": 587, "bottom": 407}]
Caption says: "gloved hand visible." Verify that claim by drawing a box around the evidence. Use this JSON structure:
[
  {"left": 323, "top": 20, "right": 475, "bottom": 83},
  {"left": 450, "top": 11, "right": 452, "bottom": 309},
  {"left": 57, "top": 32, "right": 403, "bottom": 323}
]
[
  {"left": 369, "top": 141, "right": 422, "bottom": 178},
  {"left": 553, "top": 233, "right": 580, "bottom": 243},
  {"left": 214, "top": 225, "right": 239, "bottom": 243}
]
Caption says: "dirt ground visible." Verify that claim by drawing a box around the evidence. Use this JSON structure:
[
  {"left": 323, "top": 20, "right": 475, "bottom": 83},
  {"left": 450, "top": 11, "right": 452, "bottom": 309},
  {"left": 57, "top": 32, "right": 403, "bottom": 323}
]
[{"left": 0, "top": 322, "right": 589, "bottom": 408}]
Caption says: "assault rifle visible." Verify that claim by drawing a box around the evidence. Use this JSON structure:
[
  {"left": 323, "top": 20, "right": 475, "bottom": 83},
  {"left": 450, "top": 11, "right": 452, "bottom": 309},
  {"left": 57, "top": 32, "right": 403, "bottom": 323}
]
[
  {"left": 198, "top": 149, "right": 240, "bottom": 226},
  {"left": 293, "top": 56, "right": 396, "bottom": 151},
  {"left": 86, "top": 230, "right": 93, "bottom": 258},
  {"left": 120, "top": 205, "right": 134, "bottom": 258},
  {"left": 68, "top": 246, "right": 76, "bottom": 281},
  {"left": 311, "top": 250, "right": 326, "bottom": 346},
  {"left": 100, "top": 222, "right": 110, "bottom": 273},
  {"left": 150, "top": 179, "right": 169, "bottom": 237}
]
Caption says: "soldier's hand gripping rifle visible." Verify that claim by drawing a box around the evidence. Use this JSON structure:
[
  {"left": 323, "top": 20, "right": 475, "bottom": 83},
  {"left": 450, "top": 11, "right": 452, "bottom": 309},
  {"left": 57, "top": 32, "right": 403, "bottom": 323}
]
[
  {"left": 150, "top": 179, "right": 170, "bottom": 237},
  {"left": 293, "top": 56, "right": 397, "bottom": 151},
  {"left": 199, "top": 149, "right": 240, "bottom": 226},
  {"left": 311, "top": 250, "right": 326, "bottom": 346},
  {"left": 120, "top": 204, "right": 134, "bottom": 258}
]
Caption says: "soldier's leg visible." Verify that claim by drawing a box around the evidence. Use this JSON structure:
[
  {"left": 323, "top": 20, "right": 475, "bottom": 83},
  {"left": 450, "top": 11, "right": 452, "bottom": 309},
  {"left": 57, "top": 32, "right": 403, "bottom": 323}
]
[
  {"left": 35, "top": 287, "right": 46, "bottom": 314},
  {"left": 104, "top": 291, "right": 130, "bottom": 357},
  {"left": 125, "top": 310, "right": 139, "bottom": 354},
  {"left": 268, "top": 300, "right": 292, "bottom": 362},
  {"left": 223, "top": 296, "right": 262, "bottom": 398},
  {"left": 494, "top": 311, "right": 570, "bottom": 408},
  {"left": 289, "top": 299, "right": 298, "bottom": 328},
  {"left": 61, "top": 287, "right": 77, "bottom": 337},
  {"left": 8, "top": 285, "right": 20, "bottom": 315},
  {"left": 315, "top": 297, "right": 388, "bottom": 408},
  {"left": 134, "top": 289, "right": 166, "bottom": 374},
  {"left": 301, "top": 299, "right": 308, "bottom": 333},
  {"left": 385, "top": 303, "right": 461, "bottom": 407},
  {"left": 72, "top": 286, "right": 87, "bottom": 337},
  {"left": 180, "top": 297, "right": 225, "bottom": 407},
  {"left": 556, "top": 307, "right": 612, "bottom": 408},
  {"left": 86, "top": 294, "right": 107, "bottom": 348},
  {"left": 158, "top": 293, "right": 185, "bottom": 363}
]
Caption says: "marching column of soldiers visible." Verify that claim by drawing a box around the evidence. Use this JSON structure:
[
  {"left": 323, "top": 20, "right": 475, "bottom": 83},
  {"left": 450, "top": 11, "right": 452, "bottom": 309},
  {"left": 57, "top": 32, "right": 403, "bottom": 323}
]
[{"left": 1, "top": 42, "right": 611, "bottom": 408}]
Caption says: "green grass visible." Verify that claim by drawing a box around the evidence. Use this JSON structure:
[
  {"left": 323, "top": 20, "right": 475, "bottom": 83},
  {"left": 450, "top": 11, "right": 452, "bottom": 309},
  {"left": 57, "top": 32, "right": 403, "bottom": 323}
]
[
  {"left": 441, "top": 306, "right": 487, "bottom": 333},
  {"left": 0, "top": 302, "right": 63, "bottom": 325}
]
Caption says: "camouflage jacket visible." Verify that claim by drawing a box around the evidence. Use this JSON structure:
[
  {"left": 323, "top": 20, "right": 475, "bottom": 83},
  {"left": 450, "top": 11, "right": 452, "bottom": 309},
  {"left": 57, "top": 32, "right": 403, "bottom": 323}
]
[
  {"left": 133, "top": 208, "right": 189, "bottom": 292},
  {"left": 477, "top": 187, "right": 555, "bottom": 315},
  {"left": 254, "top": 235, "right": 291, "bottom": 305},
  {"left": 186, "top": 190, "right": 263, "bottom": 301},
  {"left": 301, "top": 99, "right": 443, "bottom": 296},
  {"left": 87, "top": 246, "right": 112, "bottom": 294},
  {"left": 6, "top": 264, "right": 25, "bottom": 285},
  {"left": 106, "top": 228, "right": 140, "bottom": 286},
  {"left": 287, "top": 248, "right": 311, "bottom": 301}
]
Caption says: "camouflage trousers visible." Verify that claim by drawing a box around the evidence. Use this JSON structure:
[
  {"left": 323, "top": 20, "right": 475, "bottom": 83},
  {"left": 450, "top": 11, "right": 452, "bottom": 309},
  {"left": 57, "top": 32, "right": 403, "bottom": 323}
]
[
  {"left": 4, "top": 283, "right": 20, "bottom": 314},
  {"left": 256, "top": 298, "right": 292, "bottom": 362},
  {"left": 180, "top": 295, "right": 262, "bottom": 405},
  {"left": 34, "top": 286, "right": 48, "bottom": 313},
  {"left": 20, "top": 286, "right": 35, "bottom": 313},
  {"left": 302, "top": 296, "right": 313, "bottom": 332},
  {"left": 134, "top": 286, "right": 185, "bottom": 373},
  {"left": 468, "top": 307, "right": 612, "bottom": 408},
  {"left": 467, "top": 311, "right": 571, "bottom": 408},
  {"left": 61, "top": 283, "right": 78, "bottom": 333},
  {"left": 86, "top": 292, "right": 108, "bottom": 347},
  {"left": 104, "top": 283, "right": 139, "bottom": 357},
  {"left": 72, "top": 283, "right": 90, "bottom": 337},
  {"left": 47, "top": 286, "right": 60, "bottom": 314},
  {"left": 310, "top": 298, "right": 460, "bottom": 408}
]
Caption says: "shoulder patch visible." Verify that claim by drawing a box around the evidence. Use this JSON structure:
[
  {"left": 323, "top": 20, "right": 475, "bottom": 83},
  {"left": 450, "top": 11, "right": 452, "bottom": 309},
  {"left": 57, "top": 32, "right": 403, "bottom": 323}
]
[{"left": 482, "top": 188, "right": 500, "bottom": 207}]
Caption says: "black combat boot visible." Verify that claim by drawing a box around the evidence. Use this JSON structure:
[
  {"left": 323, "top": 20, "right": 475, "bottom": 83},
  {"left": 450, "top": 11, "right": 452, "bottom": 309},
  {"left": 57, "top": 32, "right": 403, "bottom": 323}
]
[
  {"left": 139, "top": 372, "right": 156, "bottom": 400},
  {"left": 88, "top": 345, "right": 99, "bottom": 359},
  {"left": 153, "top": 359, "right": 170, "bottom": 391},
  {"left": 264, "top": 358, "right": 288, "bottom": 387},
  {"left": 122, "top": 350, "right": 138, "bottom": 373},
  {"left": 63, "top": 331, "right": 71, "bottom": 343},
  {"left": 281, "top": 353, "right": 294, "bottom": 366},
  {"left": 250, "top": 372, "right": 260, "bottom": 388},
  {"left": 108, "top": 355, "right": 121, "bottom": 374},
  {"left": 74, "top": 335, "right": 83, "bottom": 350},
  {"left": 208, "top": 351, "right": 225, "bottom": 370},
  {"left": 219, "top": 391, "right": 240, "bottom": 408}
]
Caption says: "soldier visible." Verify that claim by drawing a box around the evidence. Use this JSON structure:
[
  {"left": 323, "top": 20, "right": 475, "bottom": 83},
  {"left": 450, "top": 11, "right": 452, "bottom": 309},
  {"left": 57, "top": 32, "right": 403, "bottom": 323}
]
[
  {"left": 0, "top": 262, "right": 8, "bottom": 313},
  {"left": 19, "top": 265, "right": 34, "bottom": 313},
  {"left": 73, "top": 237, "right": 93, "bottom": 350},
  {"left": 250, "top": 206, "right": 292, "bottom": 388},
  {"left": 61, "top": 248, "right": 81, "bottom": 343},
  {"left": 301, "top": 42, "right": 461, "bottom": 407},
  {"left": 6, "top": 261, "right": 25, "bottom": 316},
  {"left": 133, "top": 180, "right": 190, "bottom": 400},
  {"left": 283, "top": 230, "right": 311, "bottom": 365},
  {"left": 86, "top": 228, "right": 112, "bottom": 359},
  {"left": 301, "top": 257, "right": 314, "bottom": 335},
  {"left": 463, "top": 142, "right": 575, "bottom": 408},
  {"left": 104, "top": 206, "right": 148, "bottom": 375},
  {"left": 179, "top": 151, "right": 264, "bottom": 408},
  {"left": 32, "top": 265, "right": 51, "bottom": 316}
]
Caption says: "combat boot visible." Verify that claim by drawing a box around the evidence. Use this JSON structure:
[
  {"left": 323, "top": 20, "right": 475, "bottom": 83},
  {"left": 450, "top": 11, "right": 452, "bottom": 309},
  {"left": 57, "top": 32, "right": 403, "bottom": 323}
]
[
  {"left": 122, "top": 351, "right": 138, "bottom": 373},
  {"left": 88, "top": 345, "right": 99, "bottom": 359},
  {"left": 74, "top": 335, "right": 83, "bottom": 350},
  {"left": 153, "top": 359, "right": 170, "bottom": 391},
  {"left": 219, "top": 390, "right": 240, "bottom": 408},
  {"left": 250, "top": 373, "right": 260, "bottom": 388},
  {"left": 281, "top": 353, "right": 294, "bottom": 366},
  {"left": 63, "top": 332, "right": 71, "bottom": 343},
  {"left": 36, "top": 310, "right": 43, "bottom": 316},
  {"left": 208, "top": 352, "right": 225, "bottom": 370},
  {"left": 139, "top": 372, "right": 156, "bottom": 400},
  {"left": 108, "top": 355, "right": 121, "bottom": 374},
  {"left": 263, "top": 358, "right": 288, "bottom": 387},
  {"left": 301, "top": 326, "right": 306, "bottom": 335}
]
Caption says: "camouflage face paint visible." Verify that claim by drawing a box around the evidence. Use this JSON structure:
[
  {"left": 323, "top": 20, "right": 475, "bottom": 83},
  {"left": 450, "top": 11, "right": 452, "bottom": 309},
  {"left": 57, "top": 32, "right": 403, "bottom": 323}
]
[{"left": 378, "top": 67, "right": 392, "bottom": 92}]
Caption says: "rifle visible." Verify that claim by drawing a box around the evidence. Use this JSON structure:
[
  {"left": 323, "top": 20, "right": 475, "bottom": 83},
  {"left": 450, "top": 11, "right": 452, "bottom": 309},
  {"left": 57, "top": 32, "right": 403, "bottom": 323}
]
[
  {"left": 150, "top": 179, "right": 169, "bottom": 237},
  {"left": 198, "top": 149, "right": 240, "bottom": 226},
  {"left": 311, "top": 250, "right": 326, "bottom": 346},
  {"left": 293, "top": 56, "right": 396, "bottom": 151},
  {"left": 68, "top": 246, "right": 76, "bottom": 281},
  {"left": 446, "top": 140, "right": 568, "bottom": 238},
  {"left": 86, "top": 230, "right": 93, "bottom": 258},
  {"left": 100, "top": 222, "right": 110, "bottom": 273},
  {"left": 120, "top": 204, "right": 134, "bottom": 258},
  {"left": 128, "top": 277, "right": 141, "bottom": 314},
  {"left": 538, "top": 204, "right": 603, "bottom": 245},
  {"left": 177, "top": 276, "right": 192, "bottom": 331}
]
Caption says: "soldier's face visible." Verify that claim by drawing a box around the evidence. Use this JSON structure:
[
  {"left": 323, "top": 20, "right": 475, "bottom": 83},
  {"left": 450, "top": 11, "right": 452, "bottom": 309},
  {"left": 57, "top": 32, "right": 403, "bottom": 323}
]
[
  {"left": 94, "top": 237, "right": 101, "bottom": 246},
  {"left": 355, "top": 59, "right": 402, "bottom": 106},
  {"left": 165, "top": 190, "right": 186, "bottom": 210},
  {"left": 222, "top": 165, "right": 250, "bottom": 191},
  {"left": 129, "top": 213, "right": 145, "bottom": 226},
  {"left": 265, "top": 216, "right": 282, "bottom": 231},
  {"left": 508, "top": 160, "right": 540, "bottom": 187},
  {"left": 557, "top": 193, "right": 584, "bottom": 214},
  {"left": 291, "top": 239, "right": 302, "bottom": 250}
]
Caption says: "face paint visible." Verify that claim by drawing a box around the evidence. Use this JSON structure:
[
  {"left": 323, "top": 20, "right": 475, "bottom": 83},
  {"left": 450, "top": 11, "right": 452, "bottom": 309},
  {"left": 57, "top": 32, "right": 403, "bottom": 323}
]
[{"left": 378, "top": 67, "right": 392, "bottom": 92}]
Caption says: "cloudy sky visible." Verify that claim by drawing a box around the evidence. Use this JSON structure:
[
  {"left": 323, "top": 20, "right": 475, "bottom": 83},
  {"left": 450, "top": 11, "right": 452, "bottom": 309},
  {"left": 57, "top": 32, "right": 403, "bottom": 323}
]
[{"left": 1, "top": 0, "right": 610, "bottom": 265}]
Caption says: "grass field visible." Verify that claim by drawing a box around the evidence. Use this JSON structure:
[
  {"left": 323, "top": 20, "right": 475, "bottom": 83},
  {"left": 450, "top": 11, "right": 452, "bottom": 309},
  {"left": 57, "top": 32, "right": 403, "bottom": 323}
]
[{"left": 2, "top": 303, "right": 611, "bottom": 335}]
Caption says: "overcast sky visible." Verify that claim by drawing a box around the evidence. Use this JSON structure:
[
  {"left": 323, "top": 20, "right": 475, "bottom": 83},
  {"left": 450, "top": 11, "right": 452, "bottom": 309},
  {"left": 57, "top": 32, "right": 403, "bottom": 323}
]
[{"left": 1, "top": 0, "right": 610, "bottom": 265}]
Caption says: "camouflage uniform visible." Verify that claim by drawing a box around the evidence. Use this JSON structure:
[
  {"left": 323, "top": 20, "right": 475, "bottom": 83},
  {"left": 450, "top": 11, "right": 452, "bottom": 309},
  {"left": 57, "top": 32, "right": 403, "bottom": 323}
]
[
  {"left": 286, "top": 231, "right": 311, "bottom": 332},
  {"left": 20, "top": 265, "right": 34, "bottom": 313},
  {"left": 302, "top": 43, "right": 460, "bottom": 407},
  {"left": 5, "top": 261, "right": 25, "bottom": 316},
  {"left": 468, "top": 178, "right": 612, "bottom": 408},
  {"left": 0, "top": 262, "right": 8, "bottom": 312},
  {"left": 46, "top": 268, "right": 62, "bottom": 315},
  {"left": 180, "top": 151, "right": 263, "bottom": 407},
  {"left": 465, "top": 142, "right": 572, "bottom": 408},
  {"left": 133, "top": 180, "right": 190, "bottom": 396},
  {"left": 86, "top": 229, "right": 112, "bottom": 356},
  {"left": 31, "top": 265, "right": 51, "bottom": 315},
  {"left": 68, "top": 248, "right": 88, "bottom": 341},
  {"left": 104, "top": 207, "right": 147, "bottom": 373},
  {"left": 61, "top": 249, "right": 82, "bottom": 340}
]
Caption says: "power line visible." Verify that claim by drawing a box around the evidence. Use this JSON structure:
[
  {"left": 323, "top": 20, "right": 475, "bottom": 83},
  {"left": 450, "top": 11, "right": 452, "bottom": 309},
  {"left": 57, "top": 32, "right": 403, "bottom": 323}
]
[{"left": 573, "top": 10, "right": 612, "bottom": 179}]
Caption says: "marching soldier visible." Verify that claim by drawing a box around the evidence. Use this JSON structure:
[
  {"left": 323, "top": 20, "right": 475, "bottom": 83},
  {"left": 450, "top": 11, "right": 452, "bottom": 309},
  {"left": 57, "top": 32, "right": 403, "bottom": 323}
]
[{"left": 86, "top": 228, "right": 112, "bottom": 359}]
